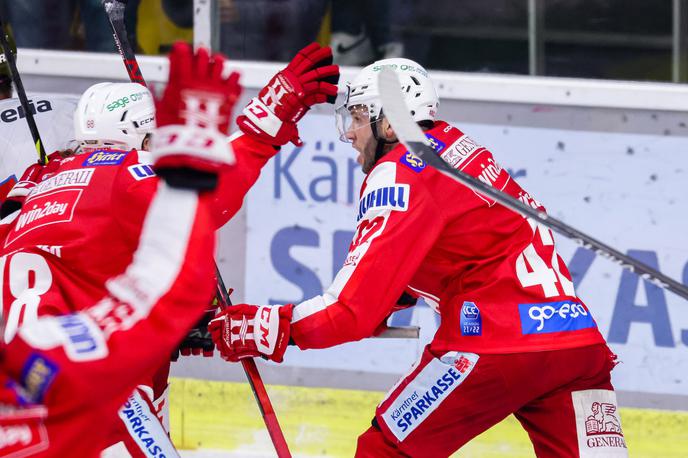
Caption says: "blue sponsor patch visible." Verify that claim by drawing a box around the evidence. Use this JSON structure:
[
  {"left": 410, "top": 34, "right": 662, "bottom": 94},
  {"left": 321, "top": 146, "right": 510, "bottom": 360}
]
[
  {"left": 20, "top": 354, "right": 59, "bottom": 403},
  {"left": 128, "top": 164, "right": 156, "bottom": 181},
  {"left": 357, "top": 184, "right": 409, "bottom": 221},
  {"left": 57, "top": 314, "right": 103, "bottom": 357},
  {"left": 519, "top": 301, "right": 597, "bottom": 335},
  {"left": 82, "top": 149, "right": 128, "bottom": 166},
  {"left": 425, "top": 133, "right": 446, "bottom": 153},
  {"left": 460, "top": 301, "right": 482, "bottom": 336}
]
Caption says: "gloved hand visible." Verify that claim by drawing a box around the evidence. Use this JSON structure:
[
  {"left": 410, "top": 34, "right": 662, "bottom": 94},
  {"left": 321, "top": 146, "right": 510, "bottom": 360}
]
[
  {"left": 208, "top": 303, "right": 294, "bottom": 363},
  {"left": 152, "top": 42, "right": 242, "bottom": 190},
  {"left": 373, "top": 291, "right": 418, "bottom": 337},
  {"left": 237, "top": 43, "right": 339, "bottom": 146},
  {"left": 0, "top": 151, "right": 64, "bottom": 218},
  {"left": 170, "top": 304, "right": 218, "bottom": 361}
]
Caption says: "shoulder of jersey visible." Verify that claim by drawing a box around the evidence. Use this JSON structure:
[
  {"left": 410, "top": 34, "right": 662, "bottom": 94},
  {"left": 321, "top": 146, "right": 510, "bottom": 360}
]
[{"left": 386, "top": 121, "right": 457, "bottom": 175}]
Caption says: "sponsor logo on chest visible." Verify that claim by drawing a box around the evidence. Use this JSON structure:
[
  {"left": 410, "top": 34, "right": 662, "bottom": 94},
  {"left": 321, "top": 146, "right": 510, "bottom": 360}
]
[{"left": 357, "top": 184, "right": 409, "bottom": 221}]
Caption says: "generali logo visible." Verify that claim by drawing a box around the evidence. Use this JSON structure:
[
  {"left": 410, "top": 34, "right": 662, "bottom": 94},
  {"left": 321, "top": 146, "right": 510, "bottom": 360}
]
[{"left": 584, "top": 402, "right": 627, "bottom": 449}]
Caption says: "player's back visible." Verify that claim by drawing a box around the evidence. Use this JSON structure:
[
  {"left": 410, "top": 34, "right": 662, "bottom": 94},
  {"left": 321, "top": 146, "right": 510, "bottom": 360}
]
[
  {"left": 383, "top": 120, "right": 605, "bottom": 354},
  {"left": 0, "top": 149, "right": 155, "bottom": 342}
]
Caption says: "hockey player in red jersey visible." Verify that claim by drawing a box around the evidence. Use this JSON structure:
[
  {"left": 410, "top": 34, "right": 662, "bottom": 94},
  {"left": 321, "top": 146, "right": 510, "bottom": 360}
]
[
  {"left": 0, "top": 41, "right": 339, "bottom": 457},
  {"left": 0, "top": 39, "right": 237, "bottom": 457},
  {"left": 210, "top": 58, "right": 629, "bottom": 457}
]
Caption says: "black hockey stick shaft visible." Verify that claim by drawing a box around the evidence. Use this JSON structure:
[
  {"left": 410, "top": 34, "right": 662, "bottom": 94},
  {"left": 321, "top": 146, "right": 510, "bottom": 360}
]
[
  {"left": 101, "top": 2, "right": 292, "bottom": 454},
  {"left": 0, "top": 16, "right": 47, "bottom": 164},
  {"left": 102, "top": 0, "right": 145, "bottom": 85},
  {"left": 378, "top": 68, "right": 688, "bottom": 301}
]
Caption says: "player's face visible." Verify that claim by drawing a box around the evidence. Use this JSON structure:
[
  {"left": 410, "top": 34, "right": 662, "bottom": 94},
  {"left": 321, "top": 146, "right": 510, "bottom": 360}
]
[{"left": 345, "top": 106, "right": 378, "bottom": 173}]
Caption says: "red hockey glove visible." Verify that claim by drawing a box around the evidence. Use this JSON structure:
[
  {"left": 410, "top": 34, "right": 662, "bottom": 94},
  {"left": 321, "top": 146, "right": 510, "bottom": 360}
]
[
  {"left": 152, "top": 42, "right": 242, "bottom": 189},
  {"left": 208, "top": 303, "right": 293, "bottom": 363},
  {"left": 237, "top": 43, "right": 339, "bottom": 146},
  {"left": 0, "top": 151, "right": 63, "bottom": 218}
]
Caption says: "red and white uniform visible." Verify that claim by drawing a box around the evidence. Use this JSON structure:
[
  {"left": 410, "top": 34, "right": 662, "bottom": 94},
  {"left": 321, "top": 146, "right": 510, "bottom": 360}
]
[
  {"left": 0, "top": 134, "right": 275, "bottom": 455},
  {"left": 290, "top": 121, "right": 626, "bottom": 457},
  {"left": 0, "top": 181, "right": 217, "bottom": 458}
]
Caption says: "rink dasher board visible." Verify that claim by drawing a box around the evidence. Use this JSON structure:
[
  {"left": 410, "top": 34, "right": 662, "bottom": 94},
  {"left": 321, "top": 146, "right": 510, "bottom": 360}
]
[{"left": 241, "top": 113, "right": 688, "bottom": 403}]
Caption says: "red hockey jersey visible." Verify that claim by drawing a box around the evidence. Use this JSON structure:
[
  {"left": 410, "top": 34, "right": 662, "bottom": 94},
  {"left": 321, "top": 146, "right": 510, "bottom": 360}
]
[
  {"left": 0, "top": 181, "right": 217, "bottom": 458},
  {"left": 0, "top": 133, "right": 275, "bottom": 342},
  {"left": 291, "top": 121, "right": 604, "bottom": 354}
]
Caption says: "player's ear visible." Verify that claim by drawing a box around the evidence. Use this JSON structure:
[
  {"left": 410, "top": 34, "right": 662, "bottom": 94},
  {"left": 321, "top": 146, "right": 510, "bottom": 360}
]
[{"left": 381, "top": 116, "right": 397, "bottom": 142}]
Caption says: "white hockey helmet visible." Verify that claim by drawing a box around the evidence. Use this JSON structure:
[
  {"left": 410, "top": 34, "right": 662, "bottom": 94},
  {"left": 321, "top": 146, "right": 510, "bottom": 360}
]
[
  {"left": 336, "top": 58, "right": 439, "bottom": 141},
  {"left": 74, "top": 82, "right": 156, "bottom": 151}
]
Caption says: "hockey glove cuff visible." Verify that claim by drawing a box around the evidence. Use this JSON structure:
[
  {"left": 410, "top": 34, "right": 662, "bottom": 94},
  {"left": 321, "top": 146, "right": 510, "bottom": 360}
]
[{"left": 208, "top": 303, "right": 294, "bottom": 363}]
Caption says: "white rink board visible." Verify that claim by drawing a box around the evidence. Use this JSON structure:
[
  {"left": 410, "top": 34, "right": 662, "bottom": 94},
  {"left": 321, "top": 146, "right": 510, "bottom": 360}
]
[{"left": 244, "top": 113, "right": 688, "bottom": 398}]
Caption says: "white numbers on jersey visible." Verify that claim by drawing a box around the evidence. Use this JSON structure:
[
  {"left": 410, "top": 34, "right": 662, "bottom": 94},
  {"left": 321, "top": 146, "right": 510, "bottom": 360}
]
[
  {"left": 0, "top": 252, "right": 53, "bottom": 343},
  {"left": 515, "top": 217, "right": 576, "bottom": 298}
]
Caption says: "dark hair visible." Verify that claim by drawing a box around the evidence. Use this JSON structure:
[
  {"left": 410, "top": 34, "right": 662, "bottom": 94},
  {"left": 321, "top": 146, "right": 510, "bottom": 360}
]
[{"left": 418, "top": 120, "right": 434, "bottom": 130}]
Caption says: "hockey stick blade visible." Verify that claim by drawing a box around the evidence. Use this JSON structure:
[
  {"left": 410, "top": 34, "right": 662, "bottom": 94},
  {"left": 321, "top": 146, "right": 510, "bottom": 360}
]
[
  {"left": 378, "top": 67, "right": 688, "bottom": 301},
  {"left": 0, "top": 16, "right": 47, "bottom": 164}
]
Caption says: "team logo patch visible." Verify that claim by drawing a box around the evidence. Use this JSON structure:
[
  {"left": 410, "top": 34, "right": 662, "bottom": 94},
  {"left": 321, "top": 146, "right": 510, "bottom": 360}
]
[
  {"left": 82, "top": 149, "right": 128, "bottom": 166},
  {"left": 20, "top": 354, "right": 59, "bottom": 403},
  {"left": 572, "top": 390, "right": 627, "bottom": 457},
  {"left": 518, "top": 301, "right": 597, "bottom": 335},
  {"left": 399, "top": 151, "right": 426, "bottom": 172},
  {"left": 128, "top": 164, "right": 156, "bottom": 181},
  {"left": 380, "top": 352, "right": 479, "bottom": 441},
  {"left": 460, "top": 301, "right": 482, "bottom": 336},
  {"left": 357, "top": 184, "right": 409, "bottom": 221}
]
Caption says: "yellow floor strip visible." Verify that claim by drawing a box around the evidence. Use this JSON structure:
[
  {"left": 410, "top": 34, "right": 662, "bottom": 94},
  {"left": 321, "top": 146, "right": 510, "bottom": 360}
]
[{"left": 170, "top": 377, "right": 688, "bottom": 457}]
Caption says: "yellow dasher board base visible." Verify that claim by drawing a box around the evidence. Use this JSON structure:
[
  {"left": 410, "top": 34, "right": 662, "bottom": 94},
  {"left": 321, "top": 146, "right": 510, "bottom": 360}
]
[{"left": 170, "top": 377, "right": 687, "bottom": 458}]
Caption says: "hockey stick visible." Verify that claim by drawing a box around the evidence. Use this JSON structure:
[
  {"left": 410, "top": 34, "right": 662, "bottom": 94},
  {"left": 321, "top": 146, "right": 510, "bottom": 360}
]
[
  {"left": 101, "top": 2, "right": 292, "bottom": 455},
  {"left": 0, "top": 16, "right": 47, "bottom": 164},
  {"left": 214, "top": 269, "right": 292, "bottom": 457},
  {"left": 377, "top": 68, "right": 688, "bottom": 301},
  {"left": 102, "top": 0, "right": 145, "bottom": 85}
]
